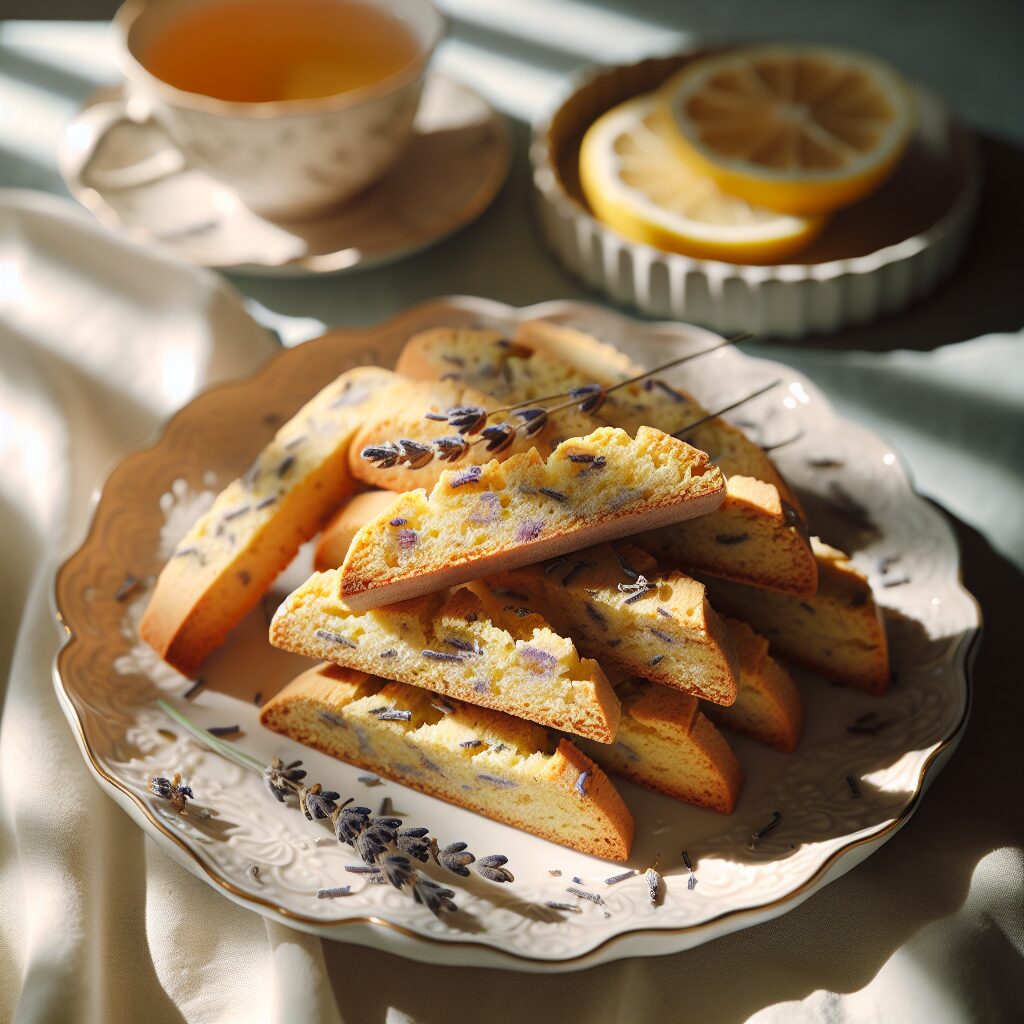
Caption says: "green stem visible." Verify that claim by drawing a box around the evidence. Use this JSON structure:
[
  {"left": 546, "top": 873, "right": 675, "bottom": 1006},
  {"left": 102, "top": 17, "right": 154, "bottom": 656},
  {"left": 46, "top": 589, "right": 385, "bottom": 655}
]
[{"left": 157, "top": 698, "right": 266, "bottom": 775}]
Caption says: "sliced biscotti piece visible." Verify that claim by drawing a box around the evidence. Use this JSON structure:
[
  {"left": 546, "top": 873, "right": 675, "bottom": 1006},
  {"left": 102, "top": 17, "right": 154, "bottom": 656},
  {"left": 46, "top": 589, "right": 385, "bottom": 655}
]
[
  {"left": 639, "top": 475, "right": 817, "bottom": 597},
  {"left": 348, "top": 376, "right": 594, "bottom": 494},
  {"left": 269, "top": 571, "right": 620, "bottom": 742},
  {"left": 140, "top": 367, "right": 398, "bottom": 674},
  {"left": 705, "top": 617, "right": 803, "bottom": 752},
  {"left": 515, "top": 319, "right": 801, "bottom": 510},
  {"left": 486, "top": 543, "right": 739, "bottom": 706},
  {"left": 261, "top": 664, "right": 635, "bottom": 860},
  {"left": 339, "top": 426, "right": 725, "bottom": 610},
  {"left": 702, "top": 539, "right": 890, "bottom": 694},
  {"left": 399, "top": 322, "right": 798, "bottom": 508},
  {"left": 315, "top": 491, "right": 396, "bottom": 573},
  {"left": 578, "top": 675, "right": 743, "bottom": 813}
]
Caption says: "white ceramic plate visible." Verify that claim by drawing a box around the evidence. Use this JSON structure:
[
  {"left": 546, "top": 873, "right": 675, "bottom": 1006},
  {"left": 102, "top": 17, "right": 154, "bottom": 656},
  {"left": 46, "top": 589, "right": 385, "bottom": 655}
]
[
  {"left": 54, "top": 296, "right": 978, "bottom": 971},
  {"left": 58, "top": 74, "right": 509, "bottom": 276}
]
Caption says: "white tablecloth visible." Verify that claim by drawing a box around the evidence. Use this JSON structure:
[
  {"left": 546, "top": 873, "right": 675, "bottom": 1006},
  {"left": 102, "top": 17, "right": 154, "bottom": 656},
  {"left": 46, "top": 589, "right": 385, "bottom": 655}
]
[{"left": 2, "top": 5, "right": 1023, "bottom": 1022}]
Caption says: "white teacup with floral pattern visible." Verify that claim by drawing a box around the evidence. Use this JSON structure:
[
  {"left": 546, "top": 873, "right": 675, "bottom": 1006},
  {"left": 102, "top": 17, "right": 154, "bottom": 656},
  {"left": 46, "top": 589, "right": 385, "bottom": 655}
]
[{"left": 94, "top": 0, "right": 443, "bottom": 220}]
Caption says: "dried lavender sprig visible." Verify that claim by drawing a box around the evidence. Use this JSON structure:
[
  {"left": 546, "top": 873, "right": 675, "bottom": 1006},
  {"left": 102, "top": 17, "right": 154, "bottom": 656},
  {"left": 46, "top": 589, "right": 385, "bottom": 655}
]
[
  {"left": 566, "top": 886, "right": 604, "bottom": 905},
  {"left": 672, "top": 379, "right": 783, "bottom": 440},
  {"left": 604, "top": 870, "right": 636, "bottom": 886},
  {"left": 749, "top": 810, "right": 783, "bottom": 849},
  {"left": 316, "top": 886, "right": 353, "bottom": 898}
]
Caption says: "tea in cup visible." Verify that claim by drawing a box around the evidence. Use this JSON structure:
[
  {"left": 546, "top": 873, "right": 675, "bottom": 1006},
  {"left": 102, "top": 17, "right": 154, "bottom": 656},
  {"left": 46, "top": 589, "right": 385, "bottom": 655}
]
[{"left": 107, "top": 0, "right": 443, "bottom": 219}]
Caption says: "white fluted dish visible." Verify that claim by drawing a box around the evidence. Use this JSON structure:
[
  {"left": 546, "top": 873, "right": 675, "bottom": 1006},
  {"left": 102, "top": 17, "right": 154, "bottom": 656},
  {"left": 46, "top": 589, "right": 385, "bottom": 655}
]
[{"left": 531, "top": 55, "right": 981, "bottom": 339}]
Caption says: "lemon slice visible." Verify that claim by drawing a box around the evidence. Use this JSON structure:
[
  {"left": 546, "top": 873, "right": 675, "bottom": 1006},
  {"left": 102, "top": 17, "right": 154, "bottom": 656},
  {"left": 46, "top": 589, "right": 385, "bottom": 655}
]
[
  {"left": 579, "top": 94, "right": 826, "bottom": 265},
  {"left": 658, "top": 45, "right": 913, "bottom": 215}
]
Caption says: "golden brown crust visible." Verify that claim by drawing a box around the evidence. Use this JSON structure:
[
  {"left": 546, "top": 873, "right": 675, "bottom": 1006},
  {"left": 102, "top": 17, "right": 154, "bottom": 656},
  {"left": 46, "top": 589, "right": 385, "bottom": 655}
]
[
  {"left": 579, "top": 676, "right": 743, "bottom": 813},
  {"left": 314, "top": 491, "right": 396, "bottom": 573},
  {"left": 140, "top": 367, "right": 398, "bottom": 674},
  {"left": 704, "top": 617, "right": 804, "bottom": 752},
  {"left": 639, "top": 476, "right": 817, "bottom": 597},
  {"left": 338, "top": 426, "right": 725, "bottom": 611},
  {"left": 703, "top": 538, "right": 890, "bottom": 694},
  {"left": 260, "top": 664, "right": 634, "bottom": 859}
]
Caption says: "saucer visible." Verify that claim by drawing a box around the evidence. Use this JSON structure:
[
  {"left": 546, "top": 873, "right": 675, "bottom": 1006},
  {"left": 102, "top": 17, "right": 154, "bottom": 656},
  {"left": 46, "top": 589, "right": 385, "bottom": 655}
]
[{"left": 59, "top": 74, "right": 510, "bottom": 276}]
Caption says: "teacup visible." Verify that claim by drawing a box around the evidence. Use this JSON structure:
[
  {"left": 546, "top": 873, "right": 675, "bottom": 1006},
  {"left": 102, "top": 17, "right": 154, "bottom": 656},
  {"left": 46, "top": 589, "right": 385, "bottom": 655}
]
[{"left": 100, "top": 0, "right": 443, "bottom": 220}]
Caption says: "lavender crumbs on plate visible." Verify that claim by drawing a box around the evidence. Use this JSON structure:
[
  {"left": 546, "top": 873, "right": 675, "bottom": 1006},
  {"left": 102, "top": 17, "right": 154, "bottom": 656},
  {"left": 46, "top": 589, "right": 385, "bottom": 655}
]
[
  {"left": 648, "top": 655, "right": 665, "bottom": 667},
  {"left": 882, "top": 576, "right": 911, "bottom": 588},
  {"left": 422, "top": 649, "right": 463, "bottom": 663},
  {"left": 657, "top": 607, "right": 674, "bottom": 620},
  {"left": 574, "top": 769, "right": 591, "bottom": 798},
  {"left": 545, "top": 901, "right": 582, "bottom": 912},
  {"left": 650, "top": 628, "right": 674, "bottom": 644},
  {"left": 539, "top": 487, "right": 568, "bottom": 504},
  {"left": 358, "top": 775, "right": 382, "bottom": 786},
  {"left": 208, "top": 725, "right": 241, "bottom": 737},
  {"left": 682, "top": 850, "right": 693, "bottom": 871},
  {"left": 572, "top": 876, "right": 583, "bottom": 884},
  {"left": 749, "top": 810, "right": 783, "bottom": 849},
  {"left": 687, "top": 875, "right": 698, "bottom": 891},
  {"left": 646, "top": 866, "right": 663, "bottom": 906},
  {"left": 846, "top": 775, "right": 862, "bottom": 799},
  {"left": 449, "top": 465, "right": 482, "bottom": 489},
  {"left": 315, "top": 629, "right": 357, "bottom": 649},
  {"left": 183, "top": 678, "right": 205, "bottom": 699},
  {"left": 389, "top": 517, "right": 408, "bottom": 527},
  {"left": 566, "top": 886, "right": 604, "bottom": 905},
  {"left": 605, "top": 870, "right": 636, "bottom": 886},
  {"left": 316, "top": 886, "right": 352, "bottom": 898},
  {"left": 276, "top": 454, "right": 295, "bottom": 479},
  {"left": 806, "top": 454, "right": 844, "bottom": 469},
  {"left": 114, "top": 574, "right": 142, "bottom": 602},
  {"left": 344, "top": 864, "right": 382, "bottom": 875},
  {"left": 548, "top": 869, "right": 562, "bottom": 877}
]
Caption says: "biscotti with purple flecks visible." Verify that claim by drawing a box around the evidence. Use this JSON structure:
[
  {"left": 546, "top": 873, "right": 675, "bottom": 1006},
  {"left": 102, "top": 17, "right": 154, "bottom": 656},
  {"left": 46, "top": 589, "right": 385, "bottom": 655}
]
[
  {"left": 260, "top": 663, "right": 635, "bottom": 860},
  {"left": 485, "top": 542, "right": 740, "bottom": 707},
  {"left": 396, "top": 324, "right": 815, "bottom": 596},
  {"left": 269, "top": 571, "right": 621, "bottom": 742},
  {"left": 337, "top": 425, "right": 725, "bottom": 610},
  {"left": 702, "top": 538, "right": 890, "bottom": 694},
  {"left": 704, "top": 617, "right": 804, "bottom": 752},
  {"left": 140, "top": 367, "right": 398, "bottom": 675},
  {"left": 348, "top": 375, "right": 596, "bottom": 494},
  {"left": 577, "top": 673, "right": 743, "bottom": 813}
]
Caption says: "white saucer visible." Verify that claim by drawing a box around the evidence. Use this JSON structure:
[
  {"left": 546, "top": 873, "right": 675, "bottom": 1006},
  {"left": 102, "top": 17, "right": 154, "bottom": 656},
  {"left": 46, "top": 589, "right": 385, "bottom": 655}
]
[{"left": 59, "top": 74, "right": 510, "bottom": 276}]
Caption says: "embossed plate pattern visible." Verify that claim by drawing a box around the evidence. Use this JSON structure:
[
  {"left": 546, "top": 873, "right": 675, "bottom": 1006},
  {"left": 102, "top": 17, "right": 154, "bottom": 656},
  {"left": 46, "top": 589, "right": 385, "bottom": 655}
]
[{"left": 53, "top": 297, "right": 978, "bottom": 971}]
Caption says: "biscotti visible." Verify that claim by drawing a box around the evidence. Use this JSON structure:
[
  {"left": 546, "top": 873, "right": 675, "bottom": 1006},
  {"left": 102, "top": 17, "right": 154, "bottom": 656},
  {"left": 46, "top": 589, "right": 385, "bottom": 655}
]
[
  {"left": 261, "top": 664, "right": 635, "bottom": 860},
  {"left": 269, "top": 571, "right": 621, "bottom": 742},
  {"left": 486, "top": 543, "right": 740, "bottom": 706},
  {"left": 702, "top": 539, "right": 890, "bottom": 694},
  {"left": 315, "top": 491, "right": 397, "bottom": 573},
  {"left": 140, "top": 367, "right": 398, "bottom": 674},
  {"left": 397, "top": 325, "right": 815, "bottom": 596},
  {"left": 705, "top": 618, "right": 803, "bottom": 752},
  {"left": 338, "top": 426, "right": 725, "bottom": 610},
  {"left": 348, "top": 376, "right": 595, "bottom": 494},
  {"left": 578, "top": 675, "right": 743, "bottom": 813},
  {"left": 639, "top": 475, "right": 817, "bottom": 597}
]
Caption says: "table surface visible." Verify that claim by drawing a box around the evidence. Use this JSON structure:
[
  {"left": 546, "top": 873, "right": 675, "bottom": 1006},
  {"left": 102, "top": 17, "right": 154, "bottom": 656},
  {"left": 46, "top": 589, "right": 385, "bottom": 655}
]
[{"left": 1, "top": 5, "right": 1022, "bottom": 1023}]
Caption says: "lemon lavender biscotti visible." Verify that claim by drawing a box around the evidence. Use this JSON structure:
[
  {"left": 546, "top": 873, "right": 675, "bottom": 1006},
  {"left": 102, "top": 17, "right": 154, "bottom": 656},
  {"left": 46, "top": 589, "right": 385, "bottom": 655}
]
[
  {"left": 706, "top": 617, "right": 803, "bottom": 752},
  {"left": 339, "top": 426, "right": 725, "bottom": 610},
  {"left": 579, "top": 674, "right": 744, "bottom": 813},
  {"left": 261, "top": 664, "right": 635, "bottom": 860},
  {"left": 487, "top": 542, "right": 740, "bottom": 706},
  {"left": 269, "top": 572, "right": 621, "bottom": 742},
  {"left": 347, "top": 375, "right": 596, "bottom": 494},
  {"left": 396, "top": 326, "right": 816, "bottom": 596},
  {"left": 140, "top": 367, "right": 398, "bottom": 674},
  {"left": 702, "top": 539, "right": 890, "bottom": 694}
]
